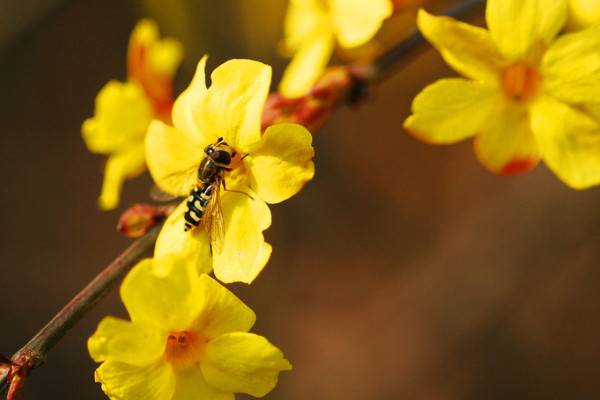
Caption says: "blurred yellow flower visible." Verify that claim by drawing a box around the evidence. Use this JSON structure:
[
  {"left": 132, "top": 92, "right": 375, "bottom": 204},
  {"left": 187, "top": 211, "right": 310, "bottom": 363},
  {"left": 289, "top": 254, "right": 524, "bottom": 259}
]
[
  {"left": 146, "top": 57, "right": 315, "bottom": 283},
  {"left": 82, "top": 19, "right": 183, "bottom": 209},
  {"left": 88, "top": 257, "right": 292, "bottom": 400},
  {"left": 279, "top": 0, "right": 393, "bottom": 98},
  {"left": 404, "top": 0, "right": 600, "bottom": 189},
  {"left": 566, "top": 0, "right": 600, "bottom": 30}
]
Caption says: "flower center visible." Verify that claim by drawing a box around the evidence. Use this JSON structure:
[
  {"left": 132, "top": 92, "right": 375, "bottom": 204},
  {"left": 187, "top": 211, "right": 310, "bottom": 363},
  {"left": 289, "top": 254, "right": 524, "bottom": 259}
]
[
  {"left": 163, "top": 331, "right": 206, "bottom": 369},
  {"left": 501, "top": 63, "right": 541, "bottom": 103}
]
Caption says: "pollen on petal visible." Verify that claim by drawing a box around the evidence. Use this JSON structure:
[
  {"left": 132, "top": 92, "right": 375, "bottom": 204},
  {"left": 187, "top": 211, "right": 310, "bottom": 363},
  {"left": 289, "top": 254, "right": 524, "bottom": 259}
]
[{"left": 501, "top": 63, "right": 541, "bottom": 102}]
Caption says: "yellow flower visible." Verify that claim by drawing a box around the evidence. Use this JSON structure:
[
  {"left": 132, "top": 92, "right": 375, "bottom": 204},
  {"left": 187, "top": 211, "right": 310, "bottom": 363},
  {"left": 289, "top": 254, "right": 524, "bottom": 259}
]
[
  {"left": 146, "top": 57, "right": 315, "bottom": 283},
  {"left": 404, "top": 1, "right": 600, "bottom": 189},
  {"left": 82, "top": 19, "right": 183, "bottom": 209},
  {"left": 88, "top": 257, "right": 292, "bottom": 400},
  {"left": 566, "top": 0, "right": 600, "bottom": 30},
  {"left": 279, "top": 0, "right": 393, "bottom": 98}
]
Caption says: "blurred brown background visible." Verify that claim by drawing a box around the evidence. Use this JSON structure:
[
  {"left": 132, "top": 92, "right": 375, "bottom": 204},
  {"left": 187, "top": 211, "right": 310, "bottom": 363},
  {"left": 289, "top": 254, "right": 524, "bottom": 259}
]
[{"left": 1, "top": 1, "right": 600, "bottom": 399}]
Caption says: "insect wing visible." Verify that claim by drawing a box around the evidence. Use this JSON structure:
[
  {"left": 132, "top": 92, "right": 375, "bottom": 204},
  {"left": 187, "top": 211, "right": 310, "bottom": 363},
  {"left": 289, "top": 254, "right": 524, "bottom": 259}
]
[
  {"left": 149, "top": 166, "right": 197, "bottom": 202},
  {"left": 203, "top": 182, "right": 225, "bottom": 254},
  {"left": 149, "top": 185, "right": 179, "bottom": 202}
]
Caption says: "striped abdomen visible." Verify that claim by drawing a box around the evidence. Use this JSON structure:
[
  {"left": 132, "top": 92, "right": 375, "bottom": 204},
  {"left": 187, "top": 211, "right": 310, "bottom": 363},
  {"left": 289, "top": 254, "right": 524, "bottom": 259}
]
[{"left": 184, "top": 184, "right": 215, "bottom": 231}]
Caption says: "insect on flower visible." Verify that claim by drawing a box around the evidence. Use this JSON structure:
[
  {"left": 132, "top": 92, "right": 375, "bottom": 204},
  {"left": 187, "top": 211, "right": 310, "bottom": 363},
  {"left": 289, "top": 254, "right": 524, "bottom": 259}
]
[
  {"left": 147, "top": 57, "right": 315, "bottom": 283},
  {"left": 151, "top": 137, "right": 250, "bottom": 253}
]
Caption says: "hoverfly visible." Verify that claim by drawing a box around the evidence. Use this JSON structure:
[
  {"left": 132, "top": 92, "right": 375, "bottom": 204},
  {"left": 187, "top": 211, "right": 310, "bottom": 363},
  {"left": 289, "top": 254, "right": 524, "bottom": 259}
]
[{"left": 151, "top": 137, "right": 247, "bottom": 253}]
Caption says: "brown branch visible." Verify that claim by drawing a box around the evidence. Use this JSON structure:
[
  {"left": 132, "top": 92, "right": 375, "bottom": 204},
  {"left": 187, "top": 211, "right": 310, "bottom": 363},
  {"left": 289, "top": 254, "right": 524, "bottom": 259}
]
[{"left": 0, "top": 221, "right": 163, "bottom": 396}]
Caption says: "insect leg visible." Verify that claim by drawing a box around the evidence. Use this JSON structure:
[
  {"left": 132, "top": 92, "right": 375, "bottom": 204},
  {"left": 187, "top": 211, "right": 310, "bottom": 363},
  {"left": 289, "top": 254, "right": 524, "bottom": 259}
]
[{"left": 222, "top": 179, "right": 253, "bottom": 200}]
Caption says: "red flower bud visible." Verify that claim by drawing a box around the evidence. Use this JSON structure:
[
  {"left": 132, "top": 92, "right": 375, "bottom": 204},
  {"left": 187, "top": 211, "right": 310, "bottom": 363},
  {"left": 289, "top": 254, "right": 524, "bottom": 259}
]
[{"left": 117, "top": 204, "right": 174, "bottom": 238}]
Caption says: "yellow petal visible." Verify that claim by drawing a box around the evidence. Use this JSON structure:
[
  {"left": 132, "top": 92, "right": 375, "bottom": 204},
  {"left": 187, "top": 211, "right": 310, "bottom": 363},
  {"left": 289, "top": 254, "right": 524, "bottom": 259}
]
[
  {"left": 171, "top": 366, "right": 233, "bottom": 400},
  {"left": 127, "top": 19, "right": 183, "bottom": 118},
  {"left": 566, "top": 0, "right": 600, "bottom": 30},
  {"left": 486, "top": 0, "right": 567, "bottom": 62},
  {"left": 188, "top": 275, "right": 256, "bottom": 339},
  {"left": 129, "top": 19, "right": 182, "bottom": 76},
  {"left": 246, "top": 123, "right": 315, "bottom": 204},
  {"left": 586, "top": 103, "right": 600, "bottom": 121},
  {"left": 282, "top": 0, "right": 326, "bottom": 52},
  {"left": 541, "top": 25, "right": 600, "bottom": 103},
  {"left": 278, "top": 29, "right": 335, "bottom": 98},
  {"left": 403, "top": 78, "right": 500, "bottom": 144},
  {"left": 97, "top": 144, "right": 146, "bottom": 210},
  {"left": 173, "top": 58, "right": 271, "bottom": 151},
  {"left": 417, "top": 9, "right": 507, "bottom": 81},
  {"left": 88, "top": 317, "right": 166, "bottom": 365},
  {"left": 530, "top": 97, "right": 600, "bottom": 189},
  {"left": 143, "top": 31, "right": 183, "bottom": 78},
  {"left": 95, "top": 359, "right": 175, "bottom": 400},
  {"left": 330, "top": 0, "right": 392, "bottom": 48},
  {"left": 146, "top": 120, "right": 204, "bottom": 196},
  {"left": 202, "top": 59, "right": 272, "bottom": 152},
  {"left": 202, "top": 332, "right": 292, "bottom": 397},
  {"left": 82, "top": 80, "right": 152, "bottom": 154},
  {"left": 171, "top": 56, "right": 210, "bottom": 148},
  {"left": 120, "top": 258, "right": 203, "bottom": 331},
  {"left": 153, "top": 200, "right": 214, "bottom": 276},
  {"left": 213, "top": 192, "right": 272, "bottom": 283},
  {"left": 473, "top": 103, "right": 540, "bottom": 175}
]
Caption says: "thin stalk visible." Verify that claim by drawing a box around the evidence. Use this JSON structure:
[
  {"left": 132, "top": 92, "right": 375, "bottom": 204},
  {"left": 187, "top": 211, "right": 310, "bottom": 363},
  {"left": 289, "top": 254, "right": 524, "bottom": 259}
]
[{"left": 0, "top": 222, "right": 162, "bottom": 394}]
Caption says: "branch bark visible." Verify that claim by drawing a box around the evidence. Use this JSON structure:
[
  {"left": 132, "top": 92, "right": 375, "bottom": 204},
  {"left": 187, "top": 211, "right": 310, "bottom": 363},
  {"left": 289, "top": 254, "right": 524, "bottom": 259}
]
[{"left": 0, "top": 222, "right": 162, "bottom": 395}]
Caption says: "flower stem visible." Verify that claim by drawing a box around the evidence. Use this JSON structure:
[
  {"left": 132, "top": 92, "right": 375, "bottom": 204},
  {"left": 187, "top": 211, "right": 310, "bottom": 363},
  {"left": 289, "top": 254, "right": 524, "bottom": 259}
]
[{"left": 0, "top": 222, "right": 163, "bottom": 395}]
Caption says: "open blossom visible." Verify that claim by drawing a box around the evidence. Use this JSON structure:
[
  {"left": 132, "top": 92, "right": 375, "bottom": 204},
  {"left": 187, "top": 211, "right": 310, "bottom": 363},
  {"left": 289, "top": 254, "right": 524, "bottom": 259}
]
[
  {"left": 403, "top": 0, "right": 600, "bottom": 189},
  {"left": 146, "top": 57, "right": 315, "bottom": 283},
  {"left": 88, "top": 257, "right": 292, "bottom": 400},
  {"left": 279, "top": 0, "right": 393, "bottom": 98},
  {"left": 82, "top": 19, "right": 183, "bottom": 209}
]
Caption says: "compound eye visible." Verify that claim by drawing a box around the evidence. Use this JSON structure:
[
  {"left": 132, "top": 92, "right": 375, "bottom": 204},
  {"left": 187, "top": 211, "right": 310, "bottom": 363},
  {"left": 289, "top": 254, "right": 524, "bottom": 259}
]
[
  {"left": 210, "top": 150, "right": 232, "bottom": 165},
  {"left": 204, "top": 146, "right": 213, "bottom": 155}
]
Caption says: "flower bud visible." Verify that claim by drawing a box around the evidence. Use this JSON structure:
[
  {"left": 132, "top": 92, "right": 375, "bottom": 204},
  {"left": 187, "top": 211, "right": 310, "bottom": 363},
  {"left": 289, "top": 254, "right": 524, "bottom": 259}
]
[
  {"left": 263, "top": 66, "right": 357, "bottom": 133},
  {"left": 117, "top": 204, "right": 174, "bottom": 237}
]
